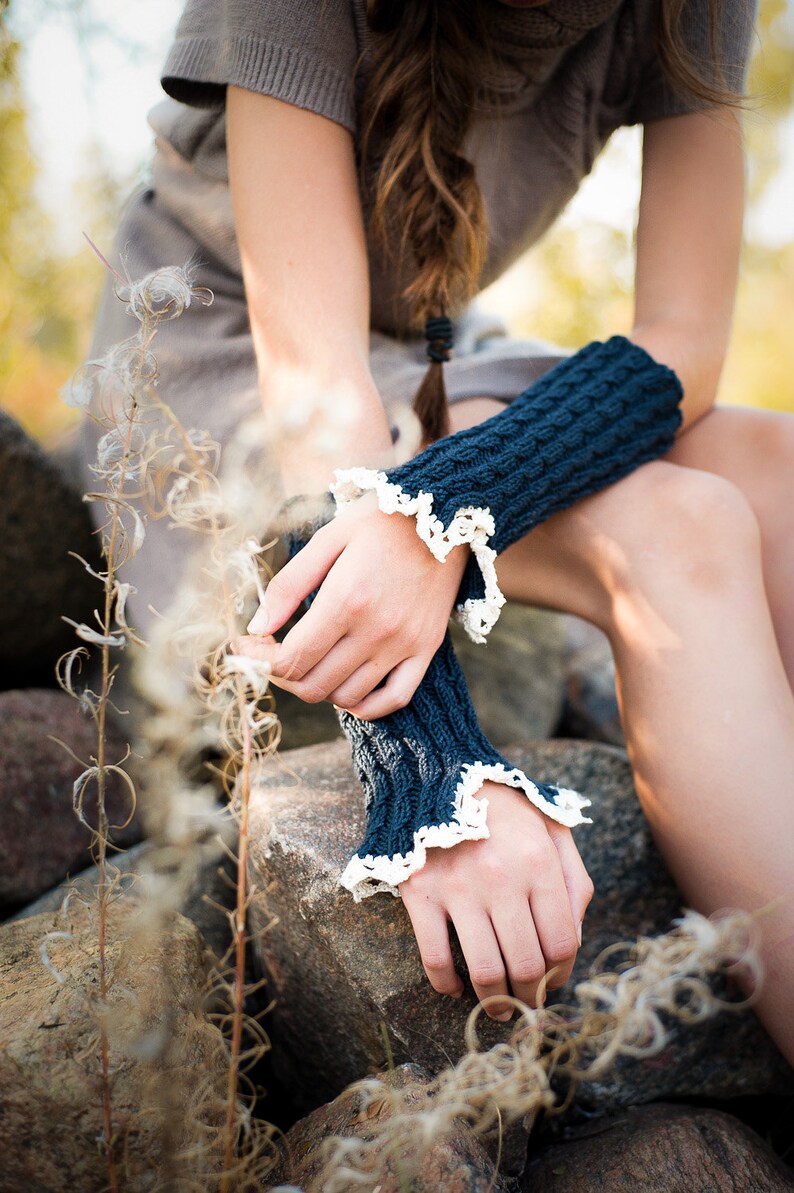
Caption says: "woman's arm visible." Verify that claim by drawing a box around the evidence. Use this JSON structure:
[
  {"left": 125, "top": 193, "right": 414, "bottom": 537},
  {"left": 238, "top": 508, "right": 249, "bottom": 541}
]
[
  {"left": 228, "top": 86, "right": 468, "bottom": 707},
  {"left": 226, "top": 84, "right": 393, "bottom": 490},
  {"left": 629, "top": 108, "right": 745, "bottom": 428},
  {"left": 291, "top": 108, "right": 742, "bottom": 710}
]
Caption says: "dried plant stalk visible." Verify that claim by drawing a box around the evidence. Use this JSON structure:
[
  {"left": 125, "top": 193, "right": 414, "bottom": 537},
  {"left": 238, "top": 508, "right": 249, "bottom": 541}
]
[
  {"left": 56, "top": 249, "right": 185, "bottom": 1189},
  {"left": 57, "top": 255, "right": 283, "bottom": 1188},
  {"left": 54, "top": 259, "right": 773, "bottom": 1193},
  {"left": 315, "top": 907, "right": 764, "bottom": 1192}
]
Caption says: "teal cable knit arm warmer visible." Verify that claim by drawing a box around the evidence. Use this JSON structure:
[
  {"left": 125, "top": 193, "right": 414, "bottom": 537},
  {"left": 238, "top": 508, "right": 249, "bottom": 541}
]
[
  {"left": 337, "top": 631, "right": 591, "bottom": 899},
  {"left": 281, "top": 529, "right": 591, "bottom": 901},
  {"left": 332, "top": 336, "right": 683, "bottom": 642}
]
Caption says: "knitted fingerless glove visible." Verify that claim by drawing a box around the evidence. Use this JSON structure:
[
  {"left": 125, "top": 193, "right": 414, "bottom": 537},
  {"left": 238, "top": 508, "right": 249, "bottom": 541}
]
[
  {"left": 280, "top": 521, "right": 591, "bottom": 902},
  {"left": 332, "top": 335, "right": 683, "bottom": 643},
  {"left": 337, "top": 631, "right": 591, "bottom": 900}
]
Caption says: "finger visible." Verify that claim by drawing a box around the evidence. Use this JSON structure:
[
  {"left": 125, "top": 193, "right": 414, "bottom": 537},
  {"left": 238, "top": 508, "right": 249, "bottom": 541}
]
[
  {"left": 490, "top": 901, "right": 546, "bottom": 1011},
  {"left": 268, "top": 547, "right": 379, "bottom": 681},
  {"left": 451, "top": 909, "right": 511, "bottom": 1020},
  {"left": 329, "top": 659, "right": 394, "bottom": 711},
  {"left": 401, "top": 894, "right": 464, "bottom": 998},
  {"left": 546, "top": 823, "right": 596, "bottom": 947},
  {"left": 344, "top": 655, "right": 431, "bottom": 719},
  {"left": 528, "top": 870, "right": 580, "bottom": 994},
  {"left": 228, "top": 634, "right": 277, "bottom": 662},
  {"left": 248, "top": 525, "right": 344, "bottom": 637},
  {"left": 268, "top": 639, "right": 381, "bottom": 705}
]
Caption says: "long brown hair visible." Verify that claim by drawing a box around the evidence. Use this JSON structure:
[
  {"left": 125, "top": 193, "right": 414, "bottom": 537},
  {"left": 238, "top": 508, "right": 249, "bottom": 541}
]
[{"left": 360, "top": 0, "right": 750, "bottom": 445}]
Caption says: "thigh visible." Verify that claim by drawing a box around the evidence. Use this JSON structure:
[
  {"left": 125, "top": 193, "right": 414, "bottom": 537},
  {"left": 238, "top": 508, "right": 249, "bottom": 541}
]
[
  {"left": 661, "top": 404, "right": 794, "bottom": 538},
  {"left": 447, "top": 397, "right": 638, "bottom": 629}
]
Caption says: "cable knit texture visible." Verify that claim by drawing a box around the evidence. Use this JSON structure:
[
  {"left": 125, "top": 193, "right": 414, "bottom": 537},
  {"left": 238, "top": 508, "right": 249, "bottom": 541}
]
[
  {"left": 333, "top": 335, "right": 683, "bottom": 641},
  {"left": 337, "top": 634, "right": 590, "bottom": 900},
  {"left": 281, "top": 536, "right": 591, "bottom": 903}
]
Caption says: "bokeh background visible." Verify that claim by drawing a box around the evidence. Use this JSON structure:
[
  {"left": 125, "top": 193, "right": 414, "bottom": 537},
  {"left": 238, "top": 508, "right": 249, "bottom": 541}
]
[{"left": 2, "top": 0, "right": 793, "bottom": 448}]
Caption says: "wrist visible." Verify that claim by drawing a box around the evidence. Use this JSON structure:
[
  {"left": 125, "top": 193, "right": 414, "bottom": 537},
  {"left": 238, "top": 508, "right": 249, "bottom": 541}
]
[{"left": 259, "top": 363, "right": 396, "bottom": 495}]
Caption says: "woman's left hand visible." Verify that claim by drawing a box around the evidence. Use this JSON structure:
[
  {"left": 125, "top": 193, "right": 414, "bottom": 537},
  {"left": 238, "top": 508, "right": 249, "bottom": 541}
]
[
  {"left": 401, "top": 782, "right": 594, "bottom": 1016},
  {"left": 236, "top": 492, "right": 468, "bottom": 718}
]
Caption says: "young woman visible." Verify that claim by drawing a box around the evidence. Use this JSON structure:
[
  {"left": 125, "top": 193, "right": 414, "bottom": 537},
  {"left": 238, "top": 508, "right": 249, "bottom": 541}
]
[{"left": 79, "top": 0, "right": 794, "bottom": 1064}]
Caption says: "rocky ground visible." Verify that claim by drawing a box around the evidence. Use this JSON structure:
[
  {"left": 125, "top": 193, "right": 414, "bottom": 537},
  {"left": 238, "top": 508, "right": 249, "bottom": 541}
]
[{"left": 1, "top": 410, "right": 793, "bottom": 1191}]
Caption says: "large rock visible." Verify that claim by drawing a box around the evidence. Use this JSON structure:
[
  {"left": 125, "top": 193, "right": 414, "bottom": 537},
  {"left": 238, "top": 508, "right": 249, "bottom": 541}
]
[
  {"left": 0, "top": 410, "right": 102, "bottom": 686},
  {"left": 556, "top": 616, "right": 624, "bottom": 747},
  {"left": 523, "top": 1102, "right": 794, "bottom": 1191},
  {"left": 0, "top": 689, "right": 143, "bottom": 912},
  {"left": 246, "top": 739, "right": 793, "bottom": 1126},
  {"left": 266, "top": 1062, "right": 513, "bottom": 1192},
  {"left": 0, "top": 898, "right": 229, "bottom": 1192},
  {"left": 9, "top": 837, "right": 237, "bottom": 967},
  {"left": 451, "top": 603, "right": 567, "bottom": 746},
  {"left": 276, "top": 603, "right": 567, "bottom": 751}
]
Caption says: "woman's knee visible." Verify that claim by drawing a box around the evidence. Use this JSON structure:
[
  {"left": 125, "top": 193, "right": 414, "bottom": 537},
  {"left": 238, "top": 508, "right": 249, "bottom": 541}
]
[
  {"left": 729, "top": 409, "right": 794, "bottom": 541},
  {"left": 585, "top": 460, "right": 763, "bottom": 599},
  {"left": 666, "top": 406, "right": 794, "bottom": 538}
]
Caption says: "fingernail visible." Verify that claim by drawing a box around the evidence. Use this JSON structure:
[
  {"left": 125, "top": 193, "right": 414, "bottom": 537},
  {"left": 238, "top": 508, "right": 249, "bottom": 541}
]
[
  {"left": 247, "top": 602, "right": 270, "bottom": 635},
  {"left": 495, "top": 1010, "right": 513, "bottom": 1023},
  {"left": 577, "top": 921, "right": 583, "bottom": 946}
]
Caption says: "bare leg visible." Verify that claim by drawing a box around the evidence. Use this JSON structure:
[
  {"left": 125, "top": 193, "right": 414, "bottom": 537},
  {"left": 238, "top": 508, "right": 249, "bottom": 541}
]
[
  {"left": 449, "top": 397, "right": 794, "bottom": 1065},
  {"left": 663, "top": 405, "right": 794, "bottom": 681}
]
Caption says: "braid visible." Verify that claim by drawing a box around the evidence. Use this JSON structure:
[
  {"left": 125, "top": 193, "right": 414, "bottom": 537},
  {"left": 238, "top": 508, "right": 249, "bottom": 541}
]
[{"left": 361, "top": 0, "right": 492, "bottom": 443}]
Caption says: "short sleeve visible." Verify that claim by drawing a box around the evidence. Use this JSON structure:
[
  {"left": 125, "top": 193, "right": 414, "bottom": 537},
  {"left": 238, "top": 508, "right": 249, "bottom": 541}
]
[
  {"left": 627, "top": 0, "right": 758, "bottom": 125},
  {"left": 161, "top": 0, "right": 359, "bottom": 134}
]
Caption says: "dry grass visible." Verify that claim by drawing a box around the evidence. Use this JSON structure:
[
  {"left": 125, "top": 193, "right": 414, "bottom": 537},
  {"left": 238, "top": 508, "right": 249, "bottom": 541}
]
[{"left": 45, "top": 258, "right": 771, "bottom": 1192}]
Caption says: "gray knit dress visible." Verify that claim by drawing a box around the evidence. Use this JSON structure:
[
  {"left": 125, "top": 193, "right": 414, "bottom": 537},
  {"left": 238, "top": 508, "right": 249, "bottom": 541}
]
[{"left": 78, "top": 0, "right": 755, "bottom": 631}]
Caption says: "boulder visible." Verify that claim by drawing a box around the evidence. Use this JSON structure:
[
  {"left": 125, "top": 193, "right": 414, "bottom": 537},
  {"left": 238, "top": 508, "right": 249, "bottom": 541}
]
[
  {"left": 0, "top": 410, "right": 101, "bottom": 686},
  {"left": 0, "top": 689, "right": 142, "bottom": 912},
  {"left": 246, "top": 739, "right": 793, "bottom": 1128},
  {"left": 451, "top": 603, "right": 567, "bottom": 746},
  {"left": 265, "top": 1063, "right": 513, "bottom": 1193},
  {"left": 0, "top": 898, "right": 229, "bottom": 1192},
  {"left": 522, "top": 1101, "right": 794, "bottom": 1191},
  {"left": 556, "top": 616, "right": 624, "bottom": 747},
  {"left": 275, "top": 603, "right": 567, "bottom": 751},
  {"left": 9, "top": 837, "right": 237, "bottom": 967}
]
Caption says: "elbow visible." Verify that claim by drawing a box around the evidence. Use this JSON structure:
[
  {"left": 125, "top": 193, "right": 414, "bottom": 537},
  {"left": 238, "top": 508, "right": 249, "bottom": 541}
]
[{"left": 628, "top": 318, "right": 731, "bottom": 427}]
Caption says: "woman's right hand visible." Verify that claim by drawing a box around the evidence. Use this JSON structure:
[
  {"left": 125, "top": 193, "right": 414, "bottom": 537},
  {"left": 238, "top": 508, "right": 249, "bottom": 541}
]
[
  {"left": 400, "top": 783, "right": 595, "bottom": 1017},
  {"left": 242, "top": 490, "right": 469, "bottom": 718}
]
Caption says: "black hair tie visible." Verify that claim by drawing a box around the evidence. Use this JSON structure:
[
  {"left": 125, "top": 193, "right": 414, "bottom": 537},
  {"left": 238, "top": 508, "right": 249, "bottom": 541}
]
[{"left": 424, "top": 314, "right": 454, "bottom": 364}]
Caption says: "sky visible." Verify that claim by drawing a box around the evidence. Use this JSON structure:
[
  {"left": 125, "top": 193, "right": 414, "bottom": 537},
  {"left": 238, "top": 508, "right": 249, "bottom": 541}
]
[{"left": 10, "top": 0, "right": 794, "bottom": 257}]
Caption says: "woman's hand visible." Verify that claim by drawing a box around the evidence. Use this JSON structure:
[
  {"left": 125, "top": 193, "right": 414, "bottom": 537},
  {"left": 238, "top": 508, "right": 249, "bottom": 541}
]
[
  {"left": 400, "top": 783, "right": 595, "bottom": 1018},
  {"left": 240, "top": 492, "right": 469, "bottom": 718}
]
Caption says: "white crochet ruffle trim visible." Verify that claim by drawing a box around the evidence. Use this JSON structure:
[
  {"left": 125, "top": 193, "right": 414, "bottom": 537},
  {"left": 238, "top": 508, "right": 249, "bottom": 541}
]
[
  {"left": 331, "top": 467, "right": 505, "bottom": 644},
  {"left": 339, "top": 761, "right": 592, "bottom": 902}
]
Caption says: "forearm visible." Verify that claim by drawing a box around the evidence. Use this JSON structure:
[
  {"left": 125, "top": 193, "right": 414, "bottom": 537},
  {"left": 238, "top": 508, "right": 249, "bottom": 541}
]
[
  {"left": 333, "top": 335, "right": 684, "bottom": 642},
  {"left": 226, "top": 85, "right": 394, "bottom": 494},
  {"left": 631, "top": 111, "right": 745, "bottom": 432},
  {"left": 628, "top": 319, "right": 731, "bottom": 433},
  {"left": 259, "top": 361, "right": 394, "bottom": 496},
  {"left": 280, "top": 526, "right": 589, "bottom": 901}
]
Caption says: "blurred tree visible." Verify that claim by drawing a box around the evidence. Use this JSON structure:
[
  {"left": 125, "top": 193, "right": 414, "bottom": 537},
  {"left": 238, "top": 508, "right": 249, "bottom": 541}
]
[
  {"left": 722, "top": 240, "right": 794, "bottom": 412},
  {"left": 0, "top": 18, "right": 116, "bottom": 442},
  {"left": 745, "top": 0, "right": 794, "bottom": 202},
  {"left": 490, "top": 0, "right": 794, "bottom": 413},
  {"left": 1, "top": 0, "right": 792, "bottom": 443}
]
